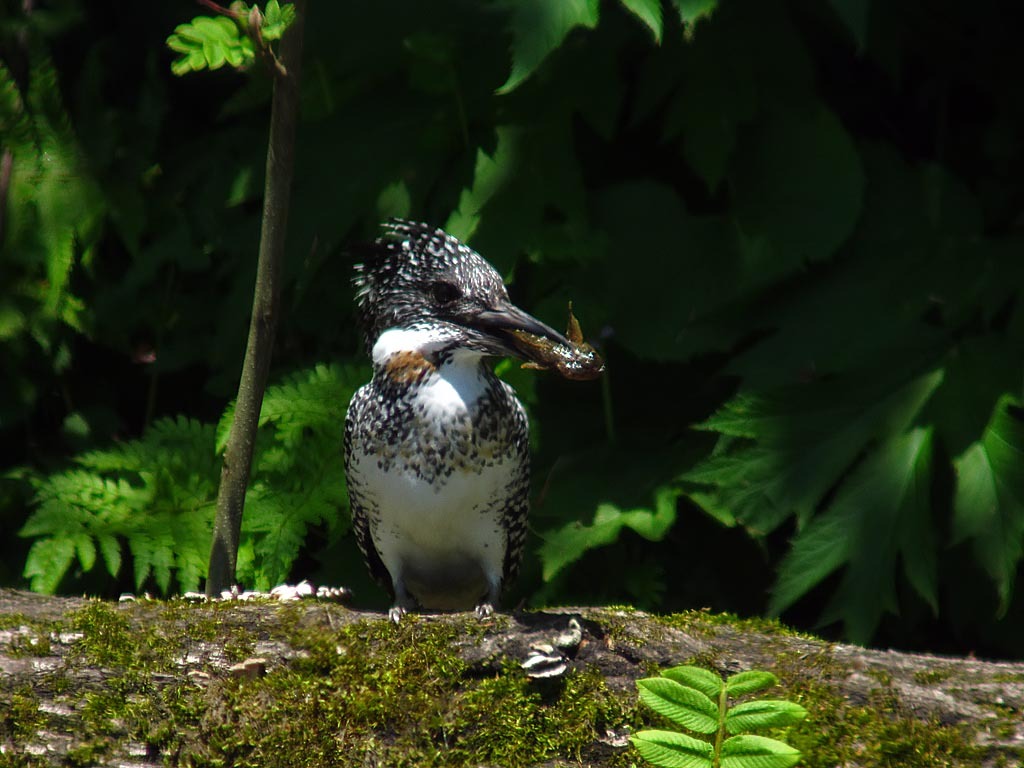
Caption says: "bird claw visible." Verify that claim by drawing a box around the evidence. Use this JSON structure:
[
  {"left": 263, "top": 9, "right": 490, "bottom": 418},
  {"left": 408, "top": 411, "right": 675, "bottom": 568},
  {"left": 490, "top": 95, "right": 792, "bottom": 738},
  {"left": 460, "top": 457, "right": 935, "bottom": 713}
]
[
  {"left": 388, "top": 605, "right": 407, "bottom": 624},
  {"left": 474, "top": 602, "right": 495, "bottom": 620}
]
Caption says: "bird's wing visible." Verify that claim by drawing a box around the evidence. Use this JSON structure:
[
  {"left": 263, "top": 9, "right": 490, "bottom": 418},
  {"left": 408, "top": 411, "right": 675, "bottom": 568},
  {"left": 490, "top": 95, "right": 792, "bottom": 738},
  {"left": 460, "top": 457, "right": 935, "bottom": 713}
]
[
  {"left": 499, "top": 387, "right": 532, "bottom": 589},
  {"left": 344, "top": 385, "right": 396, "bottom": 598}
]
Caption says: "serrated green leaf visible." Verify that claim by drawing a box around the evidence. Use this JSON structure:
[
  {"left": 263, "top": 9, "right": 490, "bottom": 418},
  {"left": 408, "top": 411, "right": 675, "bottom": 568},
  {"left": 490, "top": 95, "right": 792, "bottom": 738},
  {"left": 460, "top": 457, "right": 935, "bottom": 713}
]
[
  {"left": 953, "top": 395, "right": 1024, "bottom": 615},
  {"left": 262, "top": 1, "right": 296, "bottom": 41},
  {"left": 75, "top": 533, "right": 96, "bottom": 572},
  {"left": 725, "top": 670, "right": 777, "bottom": 697},
  {"left": 445, "top": 127, "right": 520, "bottom": 243},
  {"left": 539, "top": 486, "right": 679, "bottom": 581},
  {"left": 265, "top": 0, "right": 281, "bottom": 25},
  {"left": 638, "top": 677, "right": 719, "bottom": 733},
  {"left": 620, "top": 0, "right": 663, "bottom": 42},
  {"left": 732, "top": 105, "right": 864, "bottom": 266},
  {"left": 669, "top": 0, "right": 717, "bottom": 30},
  {"left": 686, "top": 369, "right": 943, "bottom": 536},
  {"left": 497, "top": 0, "right": 600, "bottom": 94},
  {"left": 23, "top": 538, "right": 76, "bottom": 594},
  {"left": 631, "top": 729, "right": 714, "bottom": 768},
  {"left": 770, "top": 428, "right": 936, "bottom": 643},
  {"left": 97, "top": 534, "right": 122, "bottom": 579},
  {"left": 725, "top": 700, "right": 807, "bottom": 734},
  {"left": 720, "top": 734, "right": 801, "bottom": 768},
  {"left": 662, "top": 666, "right": 724, "bottom": 700}
]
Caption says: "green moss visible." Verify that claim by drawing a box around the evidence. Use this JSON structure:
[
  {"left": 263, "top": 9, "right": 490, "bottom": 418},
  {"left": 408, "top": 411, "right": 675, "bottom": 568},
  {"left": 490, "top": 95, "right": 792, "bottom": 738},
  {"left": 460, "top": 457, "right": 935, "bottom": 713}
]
[
  {"left": 0, "top": 613, "right": 40, "bottom": 631},
  {"left": 69, "top": 602, "right": 139, "bottom": 668},
  {"left": 866, "top": 668, "right": 893, "bottom": 687},
  {"left": 156, "top": 614, "right": 635, "bottom": 767},
  {"left": 5, "top": 630, "right": 53, "bottom": 658},
  {"left": 991, "top": 672, "right": 1024, "bottom": 683},
  {"left": 913, "top": 669, "right": 954, "bottom": 685},
  {"left": 655, "top": 607, "right": 812, "bottom": 639},
  {"left": 777, "top": 658, "right": 985, "bottom": 767},
  {"left": 0, "top": 687, "right": 44, "bottom": 744},
  {"left": 0, "top": 612, "right": 64, "bottom": 659}
]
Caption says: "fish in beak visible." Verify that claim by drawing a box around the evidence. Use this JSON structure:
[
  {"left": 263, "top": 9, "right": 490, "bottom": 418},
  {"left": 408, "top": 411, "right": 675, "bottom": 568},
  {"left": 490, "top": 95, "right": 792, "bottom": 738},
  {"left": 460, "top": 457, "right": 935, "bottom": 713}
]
[{"left": 463, "top": 301, "right": 605, "bottom": 381}]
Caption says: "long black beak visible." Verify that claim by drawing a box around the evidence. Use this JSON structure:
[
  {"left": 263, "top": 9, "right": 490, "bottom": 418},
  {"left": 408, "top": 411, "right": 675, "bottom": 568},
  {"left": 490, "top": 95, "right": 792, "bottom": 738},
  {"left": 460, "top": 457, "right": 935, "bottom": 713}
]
[{"left": 465, "top": 302, "right": 572, "bottom": 361}]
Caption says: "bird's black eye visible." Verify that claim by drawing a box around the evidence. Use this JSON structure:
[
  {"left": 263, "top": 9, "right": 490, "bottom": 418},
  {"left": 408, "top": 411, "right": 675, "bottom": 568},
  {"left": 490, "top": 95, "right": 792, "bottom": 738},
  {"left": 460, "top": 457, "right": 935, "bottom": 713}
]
[{"left": 430, "top": 281, "right": 461, "bottom": 304}]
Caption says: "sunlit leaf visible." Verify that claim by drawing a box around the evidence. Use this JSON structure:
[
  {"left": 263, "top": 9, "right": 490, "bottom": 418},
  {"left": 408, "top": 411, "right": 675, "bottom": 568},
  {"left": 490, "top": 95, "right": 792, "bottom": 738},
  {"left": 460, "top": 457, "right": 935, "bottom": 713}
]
[
  {"left": 669, "top": 0, "right": 717, "bottom": 32},
  {"left": 770, "top": 428, "right": 937, "bottom": 643},
  {"left": 663, "top": 665, "right": 724, "bottom": 700},
  {"left": 167, "top": 15, "right": 254, "bottom": 75},
  {"left": 497, "top": 0, "right": 600, "bottom": 94},
  {"left": 953, "top": 395, "right": 1024, "bottom": 615},
  {"left": 720, "top": 734, "right": 801, "bottom": 768},
  {"left": 539, "top": 486, "right": 679, "bottom": 581},
  {"left": 725, "top": 699, "right": 807, "bottom": 733},
  {"left": 638, "top": 677, "right": 719, "bottom": 733},
  {"left": 725, "top": 670, "right": 777, "bottom": 697},
  {"left": 631, "top": 729, "right": 714, "bottom": 768},
  {"left": 620, "top": 0, "right": 663, "bottom": 42}
]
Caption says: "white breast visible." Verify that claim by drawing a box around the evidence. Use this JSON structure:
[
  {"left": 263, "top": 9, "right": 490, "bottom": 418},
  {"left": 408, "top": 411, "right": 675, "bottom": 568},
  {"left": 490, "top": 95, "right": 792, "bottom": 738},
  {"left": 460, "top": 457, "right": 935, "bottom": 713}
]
[{"left": 349, "top": 340, "right": 516, "bottom": 609}]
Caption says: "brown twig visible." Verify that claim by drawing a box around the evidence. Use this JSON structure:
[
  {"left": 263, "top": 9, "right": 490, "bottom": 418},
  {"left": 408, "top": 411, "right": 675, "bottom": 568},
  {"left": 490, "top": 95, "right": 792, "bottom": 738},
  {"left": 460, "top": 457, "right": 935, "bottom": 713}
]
[{"left": 206, "top": 0, "right": 307, "bottom": 596}]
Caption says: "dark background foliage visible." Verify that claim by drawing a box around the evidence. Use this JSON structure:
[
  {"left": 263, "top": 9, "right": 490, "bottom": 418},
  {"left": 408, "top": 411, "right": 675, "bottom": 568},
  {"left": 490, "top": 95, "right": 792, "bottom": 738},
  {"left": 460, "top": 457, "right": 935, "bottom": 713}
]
[{"left": 2, "top": 0, "right": 1023, "bottom": 658}]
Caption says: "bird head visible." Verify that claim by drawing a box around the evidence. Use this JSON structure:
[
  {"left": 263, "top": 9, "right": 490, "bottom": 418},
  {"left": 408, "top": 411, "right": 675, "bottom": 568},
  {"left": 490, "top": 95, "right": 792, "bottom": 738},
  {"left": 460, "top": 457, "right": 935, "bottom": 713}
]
[{"left": 353, "top": 220, "right": 571, "bottom": 367}]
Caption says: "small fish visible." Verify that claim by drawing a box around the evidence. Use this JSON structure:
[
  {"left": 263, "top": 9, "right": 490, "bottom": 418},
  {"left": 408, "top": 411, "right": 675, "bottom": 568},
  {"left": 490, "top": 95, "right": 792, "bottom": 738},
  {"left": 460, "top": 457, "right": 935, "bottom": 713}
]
[{"left": 511, "top": 302, "right": 605, "bottom": 381}]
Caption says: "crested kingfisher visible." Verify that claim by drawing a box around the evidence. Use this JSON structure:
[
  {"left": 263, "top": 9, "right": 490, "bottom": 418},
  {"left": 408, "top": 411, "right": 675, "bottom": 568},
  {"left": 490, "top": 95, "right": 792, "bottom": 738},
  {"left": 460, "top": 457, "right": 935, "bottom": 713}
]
[{"left": 344, "top": 220, "right": 574, "bottom": 622}]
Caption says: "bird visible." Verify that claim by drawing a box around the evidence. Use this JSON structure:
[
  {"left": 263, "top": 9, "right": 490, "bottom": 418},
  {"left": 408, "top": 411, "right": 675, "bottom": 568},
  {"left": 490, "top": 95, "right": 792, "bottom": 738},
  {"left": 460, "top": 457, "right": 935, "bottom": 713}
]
[{"left": 344, "top": 219, "right": 573, "bottom": 622}]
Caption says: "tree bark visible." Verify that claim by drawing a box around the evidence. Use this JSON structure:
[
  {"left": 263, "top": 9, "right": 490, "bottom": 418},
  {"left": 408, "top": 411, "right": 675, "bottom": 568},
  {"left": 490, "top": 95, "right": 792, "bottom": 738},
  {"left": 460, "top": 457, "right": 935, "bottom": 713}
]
[{"left": 1, "top": 589, "right": 1022, "bottom": 767}]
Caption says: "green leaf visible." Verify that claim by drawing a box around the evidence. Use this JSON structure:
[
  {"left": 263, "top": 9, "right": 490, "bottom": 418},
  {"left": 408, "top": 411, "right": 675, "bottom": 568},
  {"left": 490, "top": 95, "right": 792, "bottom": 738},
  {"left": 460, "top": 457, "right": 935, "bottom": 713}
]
[
  {"left": 446, "top": 128, "right": 520, "bottom": 243},
  {"left": 597, "top": 181, "right": 750, "bottom": 360},
  {"left": 720, "top": 734, "right": 801, "bottom": 768},
  {"left": 75, "top": 533, "right": 96, "bottom": 572},
  {"left": 769, "top": 428, "right": 937, "bottom": 643},
  {"left": 631, "top": 729, "right": 714, "bottom": 768},
  {"left": 953, "top": 395, "right": 1024, "bottom": 615},
  {"left": 725, "top": 700, "right": 808, "bottom": 734},
  {"left": 725, "top": 670, "right": 777, "bottom": 697},
  {"left": 166, "top": 16, "right": 254, "bottom": 75},
  {"left": 669, "top": 0, "right": 717, "bottom": 30},
  {"left": 261, "top": 0, "right": 297, "bottom": 42},
  {"left": 497, "top": 0, "right": 600, "bottom": 94},
  {"left": 638, "top": 677, "right": 719, "bottom": 734},
  {"left": 829, "top": 0, "right": 869, "bottom": 50},
  {"left": 620, "top": 0, "right": 663, "bottom": 42},
  {"left": 687, "top": 368, "right": 943, "bottom": 535},
  {"left": 376, "top": 180, "right": 411, "bottom": 221},
  {"left": 97, "top": 534, "right": 122, "bottom": 579},
  {"left": 539, "top": 486, "right": 679, "bottom": 581},
  {"left": 732, "top": 105, "right": 864, "bottom": 267},
  {"left": 23, "top": 538, "right": 76, "bottom": 594},
  {"left": 662, "top": 666, "right": 724, "bottom": 700}
]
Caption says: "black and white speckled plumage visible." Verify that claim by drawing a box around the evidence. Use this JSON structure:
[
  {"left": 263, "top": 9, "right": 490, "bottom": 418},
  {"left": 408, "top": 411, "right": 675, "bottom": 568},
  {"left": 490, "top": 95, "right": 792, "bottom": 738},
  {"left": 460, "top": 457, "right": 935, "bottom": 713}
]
[{"left": 344, "top": 220, "right": 565, "bottom": 619}]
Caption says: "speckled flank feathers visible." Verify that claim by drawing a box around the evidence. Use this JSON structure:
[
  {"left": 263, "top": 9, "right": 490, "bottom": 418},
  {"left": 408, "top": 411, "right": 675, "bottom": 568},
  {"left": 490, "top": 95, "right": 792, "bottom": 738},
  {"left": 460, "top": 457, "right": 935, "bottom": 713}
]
[{"left": 345, "top": 220, "right": 551, "bottom": 619}]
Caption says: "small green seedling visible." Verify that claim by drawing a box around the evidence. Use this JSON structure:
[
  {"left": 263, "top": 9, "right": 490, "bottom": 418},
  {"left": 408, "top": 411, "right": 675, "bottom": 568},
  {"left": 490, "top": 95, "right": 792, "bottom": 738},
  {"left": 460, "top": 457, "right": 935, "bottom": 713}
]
[
  {"left": 632, "top": 665, "right": 807, "bottom": 768},
  {"left": 166, "top": 1, "right": 296, "bottom": 76}
]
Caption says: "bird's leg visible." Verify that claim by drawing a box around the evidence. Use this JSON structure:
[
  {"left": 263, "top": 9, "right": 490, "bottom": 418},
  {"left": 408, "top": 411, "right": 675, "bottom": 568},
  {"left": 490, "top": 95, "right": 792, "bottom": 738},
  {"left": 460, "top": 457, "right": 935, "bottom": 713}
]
[
  {"left": 474, "top": 577, "right": 501, "bottom": 620},
  {"left": 389, "top": 575, "right": 415, "bottom": 624}
]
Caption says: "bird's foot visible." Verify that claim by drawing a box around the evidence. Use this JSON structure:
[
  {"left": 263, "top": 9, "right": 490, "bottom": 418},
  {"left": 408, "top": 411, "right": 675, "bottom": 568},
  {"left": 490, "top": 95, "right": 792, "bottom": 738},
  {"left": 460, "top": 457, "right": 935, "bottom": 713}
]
[
  {"left": 388, "top": 605, "right": 407, "bottom": 624},
  {"left": 474, "top": 602, "right": 495, "bottom": 620}
]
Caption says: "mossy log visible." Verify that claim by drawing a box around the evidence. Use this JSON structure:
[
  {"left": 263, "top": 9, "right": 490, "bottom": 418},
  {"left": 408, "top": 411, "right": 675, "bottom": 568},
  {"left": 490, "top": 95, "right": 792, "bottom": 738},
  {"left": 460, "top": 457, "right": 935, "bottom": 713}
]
[{"left": 1, "top": 589, "right": 1022, "bottom": 767}]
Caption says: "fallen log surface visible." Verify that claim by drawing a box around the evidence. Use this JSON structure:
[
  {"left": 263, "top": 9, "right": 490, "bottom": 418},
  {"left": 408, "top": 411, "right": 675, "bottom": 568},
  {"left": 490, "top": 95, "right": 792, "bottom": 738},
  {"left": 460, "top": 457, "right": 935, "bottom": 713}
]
[{"left": 1, "top": 588, "right": 1022, "bottom": 767}]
